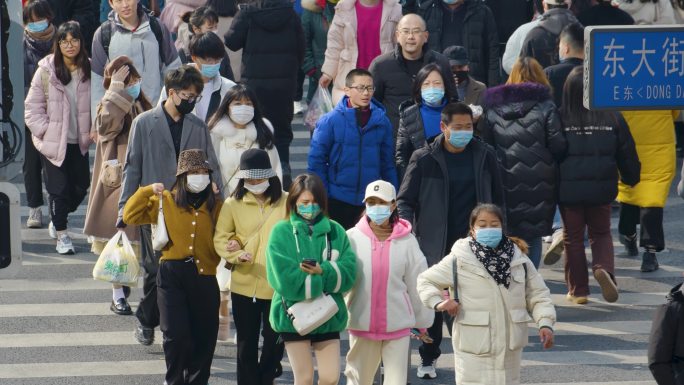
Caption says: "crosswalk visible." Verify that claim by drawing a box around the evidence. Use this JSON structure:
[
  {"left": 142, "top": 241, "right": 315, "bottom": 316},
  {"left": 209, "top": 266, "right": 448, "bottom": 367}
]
[{"left": 2, "top": 118, "right": 678, "bottom": 384}]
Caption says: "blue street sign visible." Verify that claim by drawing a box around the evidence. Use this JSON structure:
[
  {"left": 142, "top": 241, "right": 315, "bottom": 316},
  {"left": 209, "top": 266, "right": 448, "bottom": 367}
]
[{"left": 584, "top": 25, "right": 684, "bottom": 110}]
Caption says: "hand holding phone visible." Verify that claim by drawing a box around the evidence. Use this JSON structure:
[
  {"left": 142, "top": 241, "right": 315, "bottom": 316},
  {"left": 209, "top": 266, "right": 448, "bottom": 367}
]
[{"left": 302, "top": 259, "right": 317, "bottom": 267}]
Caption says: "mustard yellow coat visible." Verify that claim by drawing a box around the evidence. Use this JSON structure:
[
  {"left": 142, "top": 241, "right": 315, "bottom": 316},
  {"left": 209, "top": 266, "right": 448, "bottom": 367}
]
[{"left": 617, "top": 110, "right": 680, "bottom": 208}]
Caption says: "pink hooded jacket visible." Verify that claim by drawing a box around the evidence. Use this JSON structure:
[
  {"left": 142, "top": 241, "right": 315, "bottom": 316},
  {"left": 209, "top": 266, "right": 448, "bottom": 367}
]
[
  {"left": 25, "top": 54, "right": 92, "bottom": 167},
  {"left": 345, "top": 217, "right": 434, "bottom": 340}
]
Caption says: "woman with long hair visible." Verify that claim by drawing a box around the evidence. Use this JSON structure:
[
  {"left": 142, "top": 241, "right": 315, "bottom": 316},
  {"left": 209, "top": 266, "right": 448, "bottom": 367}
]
[
  {"left": 209, "top": 84, "right": 282, "bottom": 195},
  {"left": 25, "top": 21, "right": 92, "bottom": 255},
  {"left": 418, "top": 203, "right": 556, "bottom": 385},
  {"left": 214, "top": 149, "right": 287, "bottom": 384},
  {"left": 478, "top": 56, "right": 567, "bottom": 268},
  {"left": 396, "top": 63, "right": 455, "bottom": 178},
  {"left": 123, "top": 149, "right": 223, "bottom": 385},
  {"left": 552, "top": 67, "right": 641, "bottom": 303},
  {"left": 84, "top": 56, "right": 153, "bottom": 315},
  {"left": 23, "top": 0, "right": 55, "bottom": 229},
  {"left": 266, "top": 173, "right": 356, "bottom": 385}
]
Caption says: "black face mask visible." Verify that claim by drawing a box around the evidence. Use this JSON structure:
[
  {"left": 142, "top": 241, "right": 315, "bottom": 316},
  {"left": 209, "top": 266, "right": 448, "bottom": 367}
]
[
  {"left": 453, "top": 71, "right": 469, "bottom": 84},
  {"left": 174, "top": 95, "right": 196, "bottom": 115}
]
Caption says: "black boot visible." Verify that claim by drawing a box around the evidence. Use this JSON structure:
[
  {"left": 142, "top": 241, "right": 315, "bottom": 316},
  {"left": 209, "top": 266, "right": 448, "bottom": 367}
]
[
  {"left": 641, "top": 252, "right": 659, "bottom": 272},
  {"left": 619, "top": 234, "right": 639, "bottom": 257}
]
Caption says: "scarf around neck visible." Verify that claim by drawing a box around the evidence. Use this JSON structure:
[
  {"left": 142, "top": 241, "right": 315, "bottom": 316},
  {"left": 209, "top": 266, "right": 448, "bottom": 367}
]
[
  {"left": 468, "top": 236, "right": 515, "bottom": 288},
  {"left": 25, "top": 24, "right": 56, "bottom": 43}
]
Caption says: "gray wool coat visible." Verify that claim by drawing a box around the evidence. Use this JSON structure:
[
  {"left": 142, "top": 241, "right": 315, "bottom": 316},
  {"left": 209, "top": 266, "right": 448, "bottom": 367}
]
[{"left": 117, "top": 105, "right": 223, "bottom": 222}]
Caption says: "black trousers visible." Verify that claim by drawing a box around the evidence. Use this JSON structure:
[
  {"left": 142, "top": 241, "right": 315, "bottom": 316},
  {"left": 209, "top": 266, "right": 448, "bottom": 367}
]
[
  {"left": 274, "top": 142, "right": 292, "bottom": 191},
  {"left": 40, "top": 143, "right": 90, "bottom": 231},
  {"left": 136, "top": 224, "right": 161, "bottom": 328},
  {"left": 23, "top": 128, "right": 44, "bottom": 208},
  {"left": 295, "top": 68, "right": 305, "bottom": 102},
  {"left": 327, "top": 197, "right": 365, "bottom": 230},
  {"left": 419, "top": 311, "right": 443, "bottom": 364},
  {"left": 618, "top": 203, "right": 665, "bottom": 252},
  {"left": 157, "top": 259, "right": 220, "bottom": 385},
  {"left": 231, "top": 292, "right": 284, "bottom": 385}
]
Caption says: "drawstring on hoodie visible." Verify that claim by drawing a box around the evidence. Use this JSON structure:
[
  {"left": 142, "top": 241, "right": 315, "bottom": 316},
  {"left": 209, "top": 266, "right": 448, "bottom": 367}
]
[{"left": 292, "top": 227, "right": 301, "bottom": 254}]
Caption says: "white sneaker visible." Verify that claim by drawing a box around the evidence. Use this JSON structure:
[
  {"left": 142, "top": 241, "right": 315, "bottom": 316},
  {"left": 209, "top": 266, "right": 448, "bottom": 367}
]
[
  {"left": 542, "top": 235, "right": 552, "bottom": 243},
  {"left": 56, "top": 233, "right": 75, "bottom": 255},
  {"left": 293, "top": 100, "right": 305, "bottom": 115},
  {"left": 27, "top": 207, "right": 43, "bottom": 228},
  {"left": 48, "top": 221, "right": 57, "bottom": 239},
  {"left": 417, "top": 363, "right": 437, "bottom": 379},
  {"left": 543, "top": 229, "right": 564, "bottom": 266}
]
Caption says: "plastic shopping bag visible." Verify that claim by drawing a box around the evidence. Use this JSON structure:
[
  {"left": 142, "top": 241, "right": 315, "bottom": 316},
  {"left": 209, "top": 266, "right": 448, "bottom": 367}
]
[
  {"left": 303, "top": 86, "right": 333, "bottom": 133},
  {"left": 92, "top": 231, "right": 140, "bottom": 286},
  {"left": 216, "top": 261, "right": 232, "bottom": 291}
]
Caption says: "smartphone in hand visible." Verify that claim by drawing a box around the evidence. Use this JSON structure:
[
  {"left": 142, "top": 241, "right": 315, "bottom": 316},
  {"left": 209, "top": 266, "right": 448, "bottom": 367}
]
[{"left": 302, "top": 259, "right": 317, "bottom": 267}]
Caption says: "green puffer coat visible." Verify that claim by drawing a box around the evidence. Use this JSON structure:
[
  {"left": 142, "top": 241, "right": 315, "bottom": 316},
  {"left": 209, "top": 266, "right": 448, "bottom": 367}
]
[
  {"left": 301, "top": 0, "right": 335, "bottom": 101},
  {"left": 267, "top": 212, "right": 356, "bottom": 334}
]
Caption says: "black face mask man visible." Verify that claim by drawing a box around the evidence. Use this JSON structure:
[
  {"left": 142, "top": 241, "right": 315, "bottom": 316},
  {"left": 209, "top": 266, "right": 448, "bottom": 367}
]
[
  {"left": 443, "top": 45, "right": 470, "bottom": 87},
  {"left": 172, "top": 90, "right": 198, "bottom": 115}
]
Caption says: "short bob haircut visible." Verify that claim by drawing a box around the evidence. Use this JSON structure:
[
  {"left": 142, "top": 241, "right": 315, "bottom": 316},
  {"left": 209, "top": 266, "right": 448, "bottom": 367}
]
[
  {"left": 286, "top": 173, "right": 328, "bottom": 217},
  {"left": 412, "top": 63, "right": 453, "bottom": 105},
  {"left": 23, "top": 0, "right": 53, "bottom": 24},
  {"left": 440, "top": 102, "right": 473, "bottom": 125},
  {"left": 164, "top": 65, "right": 205, "bottom": 94},
  {"left": 189, "top": 32, "right": 225, "bottom": 60},
  {"left": 507, "top": 56, "right": 551, "bottom": 88}
]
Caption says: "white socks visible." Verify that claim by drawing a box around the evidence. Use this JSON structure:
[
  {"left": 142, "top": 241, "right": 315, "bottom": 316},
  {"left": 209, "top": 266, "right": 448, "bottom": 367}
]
[{"left": 113, "top": 287, "right": 125, "bottom": 301}]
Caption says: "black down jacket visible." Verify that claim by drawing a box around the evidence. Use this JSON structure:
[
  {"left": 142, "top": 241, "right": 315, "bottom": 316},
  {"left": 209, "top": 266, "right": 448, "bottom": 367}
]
[
  {"left": 559, "top": 112, "right": 641, "bottom": 206},
  {"left": 225, "top": 0, "right": 304, "bottom": 145},
  {"left": 412, "top": 0, "right": 500, "bottom": 86},
  {"left": 648, "top": 283, "right": 684, "bottom": 385},
  {"left": 479, "top": 82, "right": 566, "bottom": 238},
  {"left": 520, "top": 8, "right": 578, "bottom": 69}
]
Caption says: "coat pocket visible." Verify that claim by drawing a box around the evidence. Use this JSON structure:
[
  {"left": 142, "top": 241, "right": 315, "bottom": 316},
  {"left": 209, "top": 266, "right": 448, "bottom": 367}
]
[
  {"left": 456, "top": 310, "right": 491, "bottom": 355},
  {"left": 509, "top": 308, "right": 532, "bottom": 351}
]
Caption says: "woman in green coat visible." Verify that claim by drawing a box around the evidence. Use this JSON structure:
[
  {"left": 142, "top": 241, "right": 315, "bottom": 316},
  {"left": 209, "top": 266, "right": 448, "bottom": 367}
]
[
  {"left": 301, "top": 0, "right": 336, "bottom": 103},
  {"left": 267, "top": 173, "right": 356, "bottom": 385}
]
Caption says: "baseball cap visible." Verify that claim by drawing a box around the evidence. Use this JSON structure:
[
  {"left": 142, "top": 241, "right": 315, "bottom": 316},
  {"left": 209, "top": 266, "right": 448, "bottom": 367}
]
[
  {"left": 363, "top": 180, "right": 396, "bottom": 203},
  {"left": 443, "top": 45, "right": 469, "bottom": 66}
]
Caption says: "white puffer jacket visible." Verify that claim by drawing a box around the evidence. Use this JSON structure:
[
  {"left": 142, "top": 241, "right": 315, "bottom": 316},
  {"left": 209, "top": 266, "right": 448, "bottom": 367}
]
[
  {"left": 210, "top": 116, "right": 282, "bottom": 195},
  {"left": 417, "top": 237, "right": 556, "bottom": 385}
]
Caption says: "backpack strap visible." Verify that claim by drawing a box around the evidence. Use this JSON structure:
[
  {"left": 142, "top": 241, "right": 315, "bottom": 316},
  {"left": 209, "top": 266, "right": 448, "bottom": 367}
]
[
  {"left": 100, "top": 20, "right": 113, "bottom": 58},
  {"left": 40, "top": 69, "right": 49, "bottom": 100}
]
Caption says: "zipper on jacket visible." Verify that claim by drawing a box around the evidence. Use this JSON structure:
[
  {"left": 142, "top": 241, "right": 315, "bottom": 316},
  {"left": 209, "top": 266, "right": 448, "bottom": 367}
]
[{"left": 355, "top": 127, "right": 364, "bottom": 200}]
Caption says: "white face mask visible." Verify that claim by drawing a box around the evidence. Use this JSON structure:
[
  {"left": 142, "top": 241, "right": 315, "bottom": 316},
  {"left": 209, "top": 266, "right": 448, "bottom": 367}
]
[
  {"left": 186, "top": 174, "right": 210, "bottom": 193},
  {"left": 230, "top": 105, "right": 255, "bottom": 126},
  {"left": 244, "top": 180, "right": 270, "bottom": 195}
]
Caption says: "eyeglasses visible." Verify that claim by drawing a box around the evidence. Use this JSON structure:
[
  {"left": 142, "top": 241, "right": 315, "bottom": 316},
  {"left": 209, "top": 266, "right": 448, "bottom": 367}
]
[
  {"left": 349, "top": 85, "right": 375, "bottom": 94},
  {"left": 174, "top": 90, "right": 202, "bottom": 103},
  {"left": 397, "top": 29, "right": 425, "bottom": 36},
  {"left": 59, "top": 38, "right": 80, "bottom": 48}
]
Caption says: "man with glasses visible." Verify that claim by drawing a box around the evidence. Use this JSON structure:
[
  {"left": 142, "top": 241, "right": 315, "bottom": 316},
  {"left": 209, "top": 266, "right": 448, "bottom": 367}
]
[
  {"left": 91, "top": 0, "right": 180, "bottom": 121},
  {"left": 118, "top": 65, "right": 223, "bottom": 346},
  {"left": 308, "top": 68, "right": 398, "bottom": 229},
  {"left": 369, "top": 14, "right": 455, "bottom": 135}
]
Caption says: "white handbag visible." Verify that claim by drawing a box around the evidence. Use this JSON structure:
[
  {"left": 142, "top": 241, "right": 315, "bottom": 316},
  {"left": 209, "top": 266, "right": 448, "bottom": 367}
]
[
  {"left": 151, "top": 197, "right": 169, "bottom": 251},
  {"left": 281, "top": 233, "right": 339, "bottom": 336}
]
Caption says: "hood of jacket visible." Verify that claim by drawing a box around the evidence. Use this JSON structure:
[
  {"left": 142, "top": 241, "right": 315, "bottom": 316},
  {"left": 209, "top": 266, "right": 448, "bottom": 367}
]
[
  {"left": 667, "top": 282, "right": 684, "bottom": 303},
  {"left": 108, "top": 3, "right": 151, "bottom": 27},
  {"left": 355, "top": 216, "right": 413, "bottom": 241},
  {"left": 484, "top": 82, "right": 552, "bottom": 120},
  {"left": 538, "top": 8, "right": 577, "bottom": 35},
  {"left": 333, "top": 95, "right": 388, "bottom": 127},
  {"left": 247, "top": 1, "right": 298, "bottom": 32},
  {"left": 37, "top": 54, "right": 59, "bottom": 83}
]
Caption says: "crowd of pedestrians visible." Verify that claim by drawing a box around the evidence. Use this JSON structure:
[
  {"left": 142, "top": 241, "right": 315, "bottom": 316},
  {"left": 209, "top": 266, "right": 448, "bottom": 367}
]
[{"left": 19, "top": 0, "right": 684, "bottom": 383}]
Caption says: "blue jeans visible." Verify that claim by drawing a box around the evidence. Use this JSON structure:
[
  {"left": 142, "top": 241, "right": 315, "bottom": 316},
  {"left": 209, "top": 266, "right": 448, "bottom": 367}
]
[
  {"left": 524, "top": 237, "right": 542, "bottom": 268},
  {"left": 552, "top": 206, "right": 563, "bottom": 231}
]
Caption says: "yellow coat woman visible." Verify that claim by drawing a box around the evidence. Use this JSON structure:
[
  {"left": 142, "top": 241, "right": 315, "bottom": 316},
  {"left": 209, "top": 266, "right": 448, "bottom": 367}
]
[{"left": 617, "top": 110, "right": 680, "bottom": 208}]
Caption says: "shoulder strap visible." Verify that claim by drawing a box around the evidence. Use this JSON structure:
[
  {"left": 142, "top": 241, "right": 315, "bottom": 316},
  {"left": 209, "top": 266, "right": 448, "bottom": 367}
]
[
  {"left": 101, "top": 21, "right": 113, "bottom": 58},
  {"left": 40, "top": 69, "right": 49, "bottom": 100},
  {"left": 148, "top": 16, "right": 165, "bottom": 60},
  {"left": 452, "top": 257, "right": 459, "bottom": 302}
]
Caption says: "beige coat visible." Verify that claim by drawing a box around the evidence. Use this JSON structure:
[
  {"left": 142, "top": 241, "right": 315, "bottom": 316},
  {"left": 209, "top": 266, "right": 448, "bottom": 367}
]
[
  {"left": 320, "top": 0, "right": 401, "bottom": 103},
  {"left": 417, "top": 238, "right": 556, "bottom": 385},
  {"left": 83, "top": 82, "right": 145, "bottom": 243}
]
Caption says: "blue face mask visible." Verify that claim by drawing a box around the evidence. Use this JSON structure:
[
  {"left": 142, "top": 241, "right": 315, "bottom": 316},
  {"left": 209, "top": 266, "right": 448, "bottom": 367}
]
[
  {"left": 125, "top": 82, "right": 141, "bottom": 100},
  {"left": 448, "top": 129, "right": 473, "bottom": 148},
  {"left": 297, "top": 203, "right": 321, "bottom": 221},
  {"left": 366, "top": 204, "right": 392, "bottom": 225},
  {"left": 475, "top": 228, "right": 502, "bottom": 249},
  {"left": 421, "top": 87, "right": 445, "bottom": 107},
  {"left": 201, "top": 62, "right": 221, "bottom": 78},
  {"left": 26, "top": 19, "right": 49, "bottom": 33}
]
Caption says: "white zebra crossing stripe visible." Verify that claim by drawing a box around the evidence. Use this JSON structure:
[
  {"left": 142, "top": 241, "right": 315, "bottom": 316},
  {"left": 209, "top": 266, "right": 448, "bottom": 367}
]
[
  {"left": 0, "top": 278, "right": 140, "bottom": 291},
  {"left": 0, "top": 302, "right": 139, "bottom": 317}
]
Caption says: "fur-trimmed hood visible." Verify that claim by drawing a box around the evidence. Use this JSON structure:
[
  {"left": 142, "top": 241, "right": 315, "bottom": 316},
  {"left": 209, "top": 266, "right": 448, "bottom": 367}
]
[{"left": 484, "top": 82, "right": 552, "bottom": 120}]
